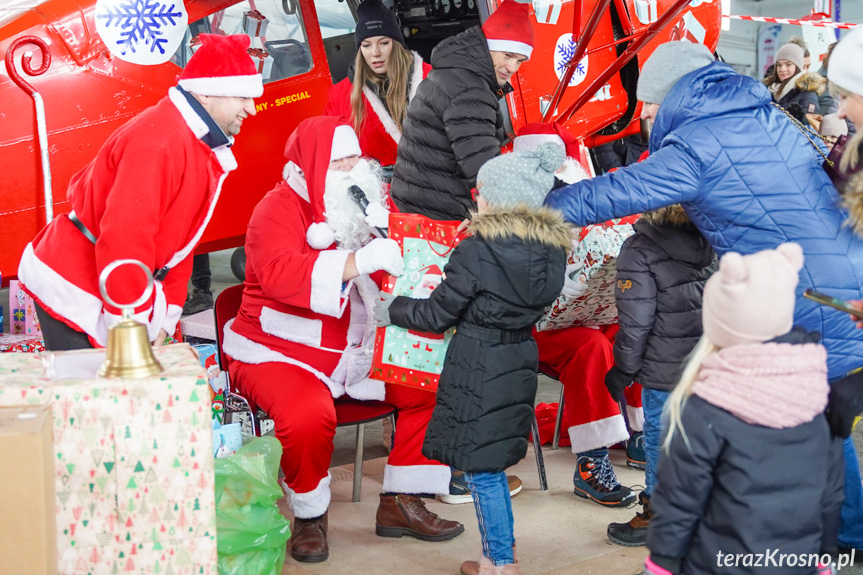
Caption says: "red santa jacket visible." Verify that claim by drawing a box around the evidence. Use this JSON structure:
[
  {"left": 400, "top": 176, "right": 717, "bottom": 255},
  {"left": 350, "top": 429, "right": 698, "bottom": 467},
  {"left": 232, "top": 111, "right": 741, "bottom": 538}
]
[
  {"left": 222, "top": 177, "right": 385, "bottom": 401},
  {"left": 18, "top": 89, "right": 236, "bottom": 345},
  {"left": 324, "top": 52, "right": 430, "bottom": 166}
]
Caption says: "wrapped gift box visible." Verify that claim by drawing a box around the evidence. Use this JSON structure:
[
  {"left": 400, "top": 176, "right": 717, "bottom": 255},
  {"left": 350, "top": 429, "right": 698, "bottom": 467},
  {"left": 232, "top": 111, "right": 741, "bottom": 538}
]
[
  {"left": 0, "top": 333, "right": 45, "bottom": 353},
  {"left": 243, "top": 9, "right": 269, "bottom": 37},
  {"left": 9, "top": 280, "right": 42, "bottom": 336},
  {"left": 536, "top": 216, "right": 638, "bottom": 331},
  {"left": 248, "top": 48, "right": 274, "bottom": 81},
  {"left": 180, "top": 308, "right": 217, "bottom": 341},
  {"left": 0, "top": 344, "right": 217, "bottom": 573}
]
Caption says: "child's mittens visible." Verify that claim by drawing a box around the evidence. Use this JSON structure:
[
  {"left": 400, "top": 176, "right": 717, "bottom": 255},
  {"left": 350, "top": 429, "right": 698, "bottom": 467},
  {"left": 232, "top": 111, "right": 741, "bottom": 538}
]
[
  {"left": 374, "top": 291, "right": 396, "bottom": 327},
  {"left": 605, "top": 366, "right": 634, "bottom": 401}
]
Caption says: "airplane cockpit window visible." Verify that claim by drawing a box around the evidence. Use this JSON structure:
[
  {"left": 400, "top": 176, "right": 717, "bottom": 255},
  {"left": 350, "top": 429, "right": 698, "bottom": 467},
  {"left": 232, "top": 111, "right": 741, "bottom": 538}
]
[{"left": 172, "top": 0, "right": 313, "bottom": 84}]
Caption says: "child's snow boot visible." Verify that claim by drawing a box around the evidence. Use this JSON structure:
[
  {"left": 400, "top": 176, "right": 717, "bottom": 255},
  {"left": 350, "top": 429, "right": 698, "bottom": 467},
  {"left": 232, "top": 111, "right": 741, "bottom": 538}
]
[{"left": 607, "top": 491, "right": 651, "bottom": 546}]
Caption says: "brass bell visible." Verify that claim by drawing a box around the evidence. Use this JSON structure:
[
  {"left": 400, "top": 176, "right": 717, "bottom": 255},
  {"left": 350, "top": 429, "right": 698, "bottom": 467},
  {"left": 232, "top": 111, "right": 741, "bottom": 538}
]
[{"left": 97, "top": 259, "right": 163, "bottom": 378}]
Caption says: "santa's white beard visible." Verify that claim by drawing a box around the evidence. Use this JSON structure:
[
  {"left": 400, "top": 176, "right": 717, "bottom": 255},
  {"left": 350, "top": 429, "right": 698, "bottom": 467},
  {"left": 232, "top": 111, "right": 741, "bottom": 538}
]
[
  {"left": 557, "top": 158, "right": 590, "bottom": 185},
  {"left": 323, "top": 159, "right": 385, "bottom": 251}
]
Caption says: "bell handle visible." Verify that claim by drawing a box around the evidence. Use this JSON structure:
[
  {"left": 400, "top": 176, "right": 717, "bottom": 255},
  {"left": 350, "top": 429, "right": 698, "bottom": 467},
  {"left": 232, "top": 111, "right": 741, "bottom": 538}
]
[{"left": 99, "top": 259, "right": 155, "bottom": 320}]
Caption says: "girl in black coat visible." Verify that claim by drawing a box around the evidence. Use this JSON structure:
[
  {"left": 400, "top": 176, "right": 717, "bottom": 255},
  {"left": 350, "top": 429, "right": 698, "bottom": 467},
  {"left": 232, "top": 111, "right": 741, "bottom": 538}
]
[
  {"left": 375, "top": 143, "right": 571, "bottom": 574},
  {"left": 644, "top": 244, "right": 843, "bottom": 575}
]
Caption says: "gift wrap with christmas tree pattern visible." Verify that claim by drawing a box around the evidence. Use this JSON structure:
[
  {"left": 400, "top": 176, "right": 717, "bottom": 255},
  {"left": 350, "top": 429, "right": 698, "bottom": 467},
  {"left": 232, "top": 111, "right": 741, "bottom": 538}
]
[
  {"left": 0, "top": 344, "right": 217, "bottom": 574},
  {"left": 536, "top": 216, "right": 638, "bottom": 331}
]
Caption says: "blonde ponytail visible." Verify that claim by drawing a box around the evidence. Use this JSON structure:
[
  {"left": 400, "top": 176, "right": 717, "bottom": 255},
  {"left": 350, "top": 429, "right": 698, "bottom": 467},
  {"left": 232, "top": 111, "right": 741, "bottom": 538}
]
[{"left": 662, "top": 336, "right": 719, "bottom": 453}]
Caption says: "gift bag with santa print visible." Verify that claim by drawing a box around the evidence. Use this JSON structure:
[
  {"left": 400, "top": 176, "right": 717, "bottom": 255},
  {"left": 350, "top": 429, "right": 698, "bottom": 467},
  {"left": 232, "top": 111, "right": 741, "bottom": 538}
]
[
  {"left": 370, "top": 214, "right": 464, "bottom": 392},
  {"left": 535, "top": 215, "right": 639, "bottom": 331}
]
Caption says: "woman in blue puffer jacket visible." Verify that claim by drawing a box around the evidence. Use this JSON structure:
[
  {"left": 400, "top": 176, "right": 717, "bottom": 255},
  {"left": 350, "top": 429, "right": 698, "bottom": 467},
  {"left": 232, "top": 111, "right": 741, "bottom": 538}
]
[{"left": 545, "top": 40, "right": 863, "bottom": 552}]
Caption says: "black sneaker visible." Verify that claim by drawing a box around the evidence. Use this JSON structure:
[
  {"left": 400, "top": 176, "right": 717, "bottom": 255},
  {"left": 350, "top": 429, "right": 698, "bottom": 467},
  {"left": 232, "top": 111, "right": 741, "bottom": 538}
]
[
  {"left": 626, "top": 431, "right": 646, "bottom": 470},
  {"left": 440, "top": 471, "right": 524, "bottom": 504},
  {"left": 183, "top": 289, "right": 214, "bottom": 316},
  {"left": 573, "top": 454, "right": 637, "bottom": 507}
]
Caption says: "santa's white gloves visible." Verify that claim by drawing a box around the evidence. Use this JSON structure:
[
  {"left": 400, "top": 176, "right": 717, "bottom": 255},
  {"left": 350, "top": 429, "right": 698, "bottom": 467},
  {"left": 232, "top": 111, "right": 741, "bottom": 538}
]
[
  {"left": 365, "top": 202, "right": 391, "bottom": 230},
  {"left": 560, "top": 259, "right": 588, "bottom": 299},
  {"left": 354, "top": 238, "right": 405, "bottom": 277},
  {"left": 374, "top": 291, "right": 396, "bottom": 327}
]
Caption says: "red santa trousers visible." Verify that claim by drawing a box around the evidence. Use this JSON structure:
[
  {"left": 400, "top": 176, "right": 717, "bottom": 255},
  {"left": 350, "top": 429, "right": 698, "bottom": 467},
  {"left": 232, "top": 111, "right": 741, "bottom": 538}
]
[
  {"left": 228, "top": 359, "right": 448, "bottom": 518},
  {"left": 535, "top": 325, "right": 643, "bottom": 454}
]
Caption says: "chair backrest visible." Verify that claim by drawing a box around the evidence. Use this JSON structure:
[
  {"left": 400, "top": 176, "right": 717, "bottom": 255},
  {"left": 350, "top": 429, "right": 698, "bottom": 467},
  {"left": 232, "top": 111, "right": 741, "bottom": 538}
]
[{"left": 214, "top": 284, "right": 245, "bottom": 375}]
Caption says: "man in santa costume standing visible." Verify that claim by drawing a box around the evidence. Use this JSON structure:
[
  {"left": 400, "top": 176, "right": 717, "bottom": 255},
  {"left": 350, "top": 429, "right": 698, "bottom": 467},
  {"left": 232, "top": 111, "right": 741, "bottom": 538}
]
[
  {"left": 223, "top": 116, "right": 463, "bottom": 563},
  {"left": 515, "top": 123, "right": 640, "bottom": 509},
  {"left": 19, "top": 34, "right": 261, "bottom": 351}
]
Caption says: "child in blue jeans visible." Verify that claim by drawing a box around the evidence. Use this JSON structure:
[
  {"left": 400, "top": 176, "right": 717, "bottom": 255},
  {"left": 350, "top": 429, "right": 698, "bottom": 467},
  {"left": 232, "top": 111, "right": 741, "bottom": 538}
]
[
  {"left": 374, "top": 144, "right": 571, "bottom": 574},
  {"left": 603, "top": 205, "right": 715, "bottom": 546}
]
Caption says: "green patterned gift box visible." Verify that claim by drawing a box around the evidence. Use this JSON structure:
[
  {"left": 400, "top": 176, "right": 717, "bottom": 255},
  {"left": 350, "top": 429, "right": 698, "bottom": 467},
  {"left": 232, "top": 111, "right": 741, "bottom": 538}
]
[{"left": 0, "top": 344, "right": 217, "bottom": 574}]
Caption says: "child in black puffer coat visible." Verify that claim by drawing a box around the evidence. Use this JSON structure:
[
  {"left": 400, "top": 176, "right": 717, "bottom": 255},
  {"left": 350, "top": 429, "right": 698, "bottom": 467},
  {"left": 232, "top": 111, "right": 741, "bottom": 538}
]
[
  {"left": 374, "top": 143, "right": 572, "bottom": 575},
  {"left": 604, "top": 205, "right": 716, "bottom": 547}
]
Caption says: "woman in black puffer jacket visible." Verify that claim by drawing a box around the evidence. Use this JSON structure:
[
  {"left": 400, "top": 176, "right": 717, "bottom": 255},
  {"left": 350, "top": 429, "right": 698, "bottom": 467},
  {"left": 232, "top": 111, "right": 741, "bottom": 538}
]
[
  {"left": 390, "top": 25, "right": 513, "bottom": 221},
  {"left": 765, "top": 42, "right": 824, "bottom": 120}
]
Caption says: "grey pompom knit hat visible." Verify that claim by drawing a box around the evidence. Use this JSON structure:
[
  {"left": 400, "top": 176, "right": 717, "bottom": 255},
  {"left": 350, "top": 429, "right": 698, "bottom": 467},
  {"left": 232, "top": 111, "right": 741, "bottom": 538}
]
[
  {"left": 476, "top": 142, "right": 565, "bottom": 209},
  {"left": 636, "top": 41, "right": 715, "bottom": 104}
]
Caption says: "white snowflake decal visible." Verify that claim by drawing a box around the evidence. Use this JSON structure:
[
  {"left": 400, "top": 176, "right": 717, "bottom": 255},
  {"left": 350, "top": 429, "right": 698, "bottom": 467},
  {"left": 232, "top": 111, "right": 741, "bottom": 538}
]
[
  {"left": 95, "top": 0, "right": 188, "bottom": 65},
  {"left": 553, "top": 34, "right": 589, "bottom": 87}
]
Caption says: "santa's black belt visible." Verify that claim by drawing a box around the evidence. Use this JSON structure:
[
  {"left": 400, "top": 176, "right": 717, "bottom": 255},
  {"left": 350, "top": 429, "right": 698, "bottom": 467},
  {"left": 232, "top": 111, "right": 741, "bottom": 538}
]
[
  {"left": 67, "top": 210, "right": 171, "bottom": 281},
  {"left": 457, "top": 323, "right": 533, "bottom": 344}
]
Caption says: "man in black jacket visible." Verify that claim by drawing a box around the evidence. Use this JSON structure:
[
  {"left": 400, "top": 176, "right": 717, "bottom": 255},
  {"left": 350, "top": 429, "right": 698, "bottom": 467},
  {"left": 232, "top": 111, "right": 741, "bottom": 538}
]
[{"left": 390, "top": 0, "right": 534, "bottom": 220}]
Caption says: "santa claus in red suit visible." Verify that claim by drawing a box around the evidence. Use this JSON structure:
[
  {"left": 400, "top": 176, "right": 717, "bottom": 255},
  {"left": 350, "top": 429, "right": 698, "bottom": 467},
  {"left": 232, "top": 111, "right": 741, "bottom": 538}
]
[
  {"left": 223, "top": 116, "right": 462, "bottom": 563},
  {"left": 515, "top": 123, "right": 643, "bottom": 508},
  {"left": 324, "top": 0, "right": 431, "bottom": 168},
  {"left": 18, "top": 34, "right": 262, "bottom": 350}
]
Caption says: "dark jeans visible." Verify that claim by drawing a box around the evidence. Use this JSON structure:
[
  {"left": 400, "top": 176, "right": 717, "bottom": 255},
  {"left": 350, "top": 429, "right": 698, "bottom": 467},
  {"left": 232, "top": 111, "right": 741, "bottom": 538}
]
[
  {"left": 34, "top": 301, "right": 93, "bottom": 351},
  {"left": 190, "top": 253, "right": 211, "bottom": 292}
]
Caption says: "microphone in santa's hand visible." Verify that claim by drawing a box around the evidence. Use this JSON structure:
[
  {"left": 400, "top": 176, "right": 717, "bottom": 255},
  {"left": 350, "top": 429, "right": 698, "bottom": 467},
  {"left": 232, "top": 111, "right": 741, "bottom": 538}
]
[{"left": 348, "top": 185, "right": 388, "bottom": 239}]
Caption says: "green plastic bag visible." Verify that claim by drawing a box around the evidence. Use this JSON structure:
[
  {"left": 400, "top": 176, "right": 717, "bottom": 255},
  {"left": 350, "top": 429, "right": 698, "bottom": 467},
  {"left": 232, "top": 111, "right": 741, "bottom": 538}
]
[{"left": 214, "top": 436, "right": 291, "bottom": 575}]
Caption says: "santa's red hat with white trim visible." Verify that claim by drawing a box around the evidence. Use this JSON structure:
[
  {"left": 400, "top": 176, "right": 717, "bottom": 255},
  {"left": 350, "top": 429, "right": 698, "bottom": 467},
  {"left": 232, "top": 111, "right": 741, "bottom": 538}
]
[
  {"left": 482, "top": 0, "right": 535, "bottom": 59},
  {"left": 514, "top": 122, "right": 579, "bottom": 158},
  {"left": 283, "top": 116, "right": 362, "bottom": 250},
  {"left": 178, "top": 34, "right": 264, "bottom": 98}
]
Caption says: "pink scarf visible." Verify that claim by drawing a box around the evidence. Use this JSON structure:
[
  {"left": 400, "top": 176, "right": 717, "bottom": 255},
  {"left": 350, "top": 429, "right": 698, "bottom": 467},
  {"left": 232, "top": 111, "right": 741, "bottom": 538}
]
[{"left": 691, "top": 342, "right": 829, "bottom": 429}]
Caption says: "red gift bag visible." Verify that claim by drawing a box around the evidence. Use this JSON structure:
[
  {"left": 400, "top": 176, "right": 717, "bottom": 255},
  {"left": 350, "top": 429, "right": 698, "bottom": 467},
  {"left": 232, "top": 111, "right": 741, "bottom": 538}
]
[{"left": 370, "top": 214, "right": 465, "bottom": 392}]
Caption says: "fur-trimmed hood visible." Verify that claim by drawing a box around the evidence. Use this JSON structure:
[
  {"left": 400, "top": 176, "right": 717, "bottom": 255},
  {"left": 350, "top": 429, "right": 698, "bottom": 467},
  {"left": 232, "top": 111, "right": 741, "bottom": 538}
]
[
  {"left": 640, "top": 203, "right": 690, "bottom": 226},
  {"left": 796, "top": 72, "right": 826, "bottom": 94},
  {"left": 468, "top": 205, "right": 574, "bottom": 251}
]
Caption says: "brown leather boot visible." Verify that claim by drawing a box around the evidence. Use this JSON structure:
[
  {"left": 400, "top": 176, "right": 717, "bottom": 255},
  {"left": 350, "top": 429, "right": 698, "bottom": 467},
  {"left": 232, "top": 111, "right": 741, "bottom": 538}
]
[
  {"left": 290, "top": 512, "right": 329, "bottom": 562},
  {"left": 375, "top": 494, "right": 465, "bottom": 541}
]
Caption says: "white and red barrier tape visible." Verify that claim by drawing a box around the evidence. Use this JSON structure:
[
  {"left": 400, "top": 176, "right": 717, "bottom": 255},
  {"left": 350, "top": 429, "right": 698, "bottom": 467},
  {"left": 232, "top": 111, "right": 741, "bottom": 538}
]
[{"left": 727, "top": 15, "right": 858, "bottom": 29}]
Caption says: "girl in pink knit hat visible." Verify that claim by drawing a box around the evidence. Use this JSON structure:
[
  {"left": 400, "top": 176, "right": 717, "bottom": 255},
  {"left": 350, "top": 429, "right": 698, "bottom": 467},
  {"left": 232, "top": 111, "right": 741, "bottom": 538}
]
[{"left": 643, "top": 243, "right": 844, "bottom": 575}]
